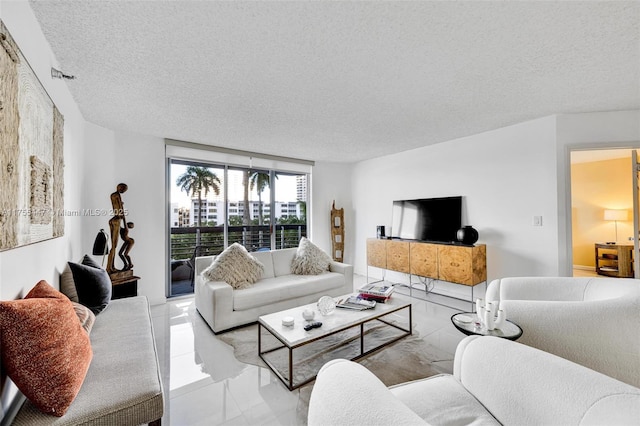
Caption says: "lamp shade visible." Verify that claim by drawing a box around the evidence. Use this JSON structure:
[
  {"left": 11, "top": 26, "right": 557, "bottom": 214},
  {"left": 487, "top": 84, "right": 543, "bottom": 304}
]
[
  {"left": 604, "top": 209, "right": 628, "bottom": 221},
  {"left": 92, "top": 229, "right": 109, "bottom": 255}
]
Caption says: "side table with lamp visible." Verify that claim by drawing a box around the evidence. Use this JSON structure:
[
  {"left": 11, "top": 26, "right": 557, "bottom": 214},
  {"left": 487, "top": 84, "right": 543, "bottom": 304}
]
[
  {"left": 596, "top": 209, "right": 634, "bottom": 277},
  {"left": 595, "top": 242, "right": 634, "bottom": 278}
]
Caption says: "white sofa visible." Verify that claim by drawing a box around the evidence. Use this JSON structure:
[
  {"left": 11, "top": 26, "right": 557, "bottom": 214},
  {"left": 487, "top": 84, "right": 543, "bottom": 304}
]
[
  {"left": 308, "top": 336, "right": 640, "bottom": 426},
  {"left": 485, "top": 276, "right": 640, "bottom": 388},
  {"left": 195, "top": 247, "right": 353, "bottom": 333}
]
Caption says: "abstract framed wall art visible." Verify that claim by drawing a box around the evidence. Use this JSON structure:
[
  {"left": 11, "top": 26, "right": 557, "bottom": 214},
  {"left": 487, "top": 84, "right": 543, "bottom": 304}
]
[{"left": 0, "top": 20, "right": 64, "bottom": 251}]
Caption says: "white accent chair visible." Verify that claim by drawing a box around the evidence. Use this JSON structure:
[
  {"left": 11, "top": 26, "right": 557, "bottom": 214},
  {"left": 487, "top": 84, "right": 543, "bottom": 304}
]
[
  {"left": 308, "top": 336, "right": 640, "bottom": 426},
  {"left": 485, "top": 276, "right": 640, "bottom": 387}
]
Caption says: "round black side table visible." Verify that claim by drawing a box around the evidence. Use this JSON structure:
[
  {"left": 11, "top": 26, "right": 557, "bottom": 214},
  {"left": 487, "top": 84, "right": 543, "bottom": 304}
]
[{"left": 451, "top": 312, "right": 523, "bottom": 341}]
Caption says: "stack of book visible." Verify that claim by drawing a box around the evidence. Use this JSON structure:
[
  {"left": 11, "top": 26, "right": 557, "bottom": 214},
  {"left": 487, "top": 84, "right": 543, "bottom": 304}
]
[
  {"left": 358, "top": 283, "right": 394, "bottom": 303},
  {"left": 336, "top": 296, "right": 376, "bottom": 310}
]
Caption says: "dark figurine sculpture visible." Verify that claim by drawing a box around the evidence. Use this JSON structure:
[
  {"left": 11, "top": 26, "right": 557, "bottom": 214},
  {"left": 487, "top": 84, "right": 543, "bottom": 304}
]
[
  {"left": 107, "top": 183, "right": 134, "bottom": 273},
  {"left": 119, "top": 221, "right": 135, "bottom": 270}
]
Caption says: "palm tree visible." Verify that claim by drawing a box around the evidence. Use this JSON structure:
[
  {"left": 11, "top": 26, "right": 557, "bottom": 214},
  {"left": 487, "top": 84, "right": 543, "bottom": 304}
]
[
  {"left": 249, "top": 171, "right": 277, "bottom": 225},
  {"left": 297, "top": 200, "right": 307, "bottom": 223},
  {"left": 176, "top": 166, "right": 221, "bottom": 244}
]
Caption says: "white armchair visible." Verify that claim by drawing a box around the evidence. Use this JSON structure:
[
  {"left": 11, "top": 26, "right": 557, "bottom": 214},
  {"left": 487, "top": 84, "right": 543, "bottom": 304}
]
[
  {"left": 485, "top": 276, "right": 640, "bottom": 387},
  {"left": 308, "top": 336, "right": 640, "bottom": 426}
]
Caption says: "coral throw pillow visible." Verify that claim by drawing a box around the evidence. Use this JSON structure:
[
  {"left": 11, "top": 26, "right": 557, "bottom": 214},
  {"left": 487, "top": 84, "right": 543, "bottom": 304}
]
[
  {"left": 0, "top": 280, "right": 93, "bottom": 416},
  {"left": 201, "top": 243, "right": 264, "bottom": 289},
  {"left": 291, "top": 237, "right": 333, "bottom": 275}
]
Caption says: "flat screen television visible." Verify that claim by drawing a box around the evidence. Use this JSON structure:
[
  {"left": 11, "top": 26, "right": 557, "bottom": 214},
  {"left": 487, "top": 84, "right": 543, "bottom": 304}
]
[{"left": 391, "top": 196, "right": 462, "bottom": 243}]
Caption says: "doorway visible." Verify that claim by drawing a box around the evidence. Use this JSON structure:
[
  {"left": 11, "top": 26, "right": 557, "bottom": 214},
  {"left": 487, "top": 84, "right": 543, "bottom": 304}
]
[{"left": 569, "top": 148, "right": 638, "bottom": 278}]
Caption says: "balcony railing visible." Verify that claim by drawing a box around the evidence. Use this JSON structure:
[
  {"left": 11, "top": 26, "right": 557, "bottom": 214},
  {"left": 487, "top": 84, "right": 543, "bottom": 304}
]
[{"left": 170, "top": 224, "right": 307, "bottom": 296}]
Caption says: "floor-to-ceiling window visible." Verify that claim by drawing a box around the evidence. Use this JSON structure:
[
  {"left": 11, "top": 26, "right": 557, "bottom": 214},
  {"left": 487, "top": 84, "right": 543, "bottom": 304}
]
[
  {"left": 169, "top": 160, "right": 226, "bottom": 296},
  {"left": 166, "top": 141, "right": 312, "bottom": 297},
  {"left": 273, "top": 171, "right": 308, "bottom": 249}
]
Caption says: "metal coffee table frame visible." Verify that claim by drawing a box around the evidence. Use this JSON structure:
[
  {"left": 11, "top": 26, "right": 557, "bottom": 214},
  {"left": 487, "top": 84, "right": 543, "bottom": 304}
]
[{"left": 258, "top": 303, "right": 412, "bottom": 390}]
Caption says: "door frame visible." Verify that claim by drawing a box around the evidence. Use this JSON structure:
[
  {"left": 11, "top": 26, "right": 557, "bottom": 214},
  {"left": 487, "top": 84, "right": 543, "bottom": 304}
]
[{"left": 564, "top": 145, "right": 640, "bottom": 277}]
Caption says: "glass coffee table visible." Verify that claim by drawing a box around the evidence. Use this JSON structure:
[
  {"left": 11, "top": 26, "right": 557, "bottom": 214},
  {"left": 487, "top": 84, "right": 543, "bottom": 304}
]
[
  {"left": 451, "top": 312, "right": 522, "bottom": 341},
  {"left": 258, "top": 295, "right": 412, "bottom": 390}
]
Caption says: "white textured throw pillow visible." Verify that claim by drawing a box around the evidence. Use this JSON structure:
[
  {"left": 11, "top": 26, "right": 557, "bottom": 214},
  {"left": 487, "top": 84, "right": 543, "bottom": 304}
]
[
  {"left": 201, "top": 243, "right": 264, "bottom": 289},
  {"left": 291, "top": 237, "right": 332, "bottom": 275}
]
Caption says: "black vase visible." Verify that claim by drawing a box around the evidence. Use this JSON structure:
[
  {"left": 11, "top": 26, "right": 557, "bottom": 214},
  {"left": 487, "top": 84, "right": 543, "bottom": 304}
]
[{"left": 456, "top": 226, "right": 479, "bottom": 245}]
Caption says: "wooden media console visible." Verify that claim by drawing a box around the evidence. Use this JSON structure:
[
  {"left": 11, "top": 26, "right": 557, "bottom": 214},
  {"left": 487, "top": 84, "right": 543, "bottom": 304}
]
[{"left": 366, "top": 238, "right": 487, "bottom": 308}]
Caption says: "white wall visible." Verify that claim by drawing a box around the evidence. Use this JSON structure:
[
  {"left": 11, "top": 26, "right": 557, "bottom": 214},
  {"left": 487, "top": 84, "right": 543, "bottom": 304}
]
[
  {"left": 310, "top": 162, "right": 353, "bottom": 263},
  {"left": 351, "top": 116, "right": 560, "bottom": 293},
  {"left": 112, "top": 131, "right": 166, "bottom": 304},
  {"left": 80, "top": 122, "right": 117, "bottom": 256},
  {"left": 351, "top": 110, "right": 640, "bottom": 290},
  {"left": 0, "top": 0, "right": 85, "bottom": 300},
  {"left": 82, "top": 125, "right": 166, "bottom": 305}
]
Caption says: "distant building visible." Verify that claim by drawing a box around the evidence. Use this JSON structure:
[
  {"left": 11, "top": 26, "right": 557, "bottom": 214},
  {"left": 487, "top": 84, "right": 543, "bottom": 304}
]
[
  {"left": 170, "top": 203, "right": 191, "bottom": 227},
  {"left": 296, "top": 175, "right": 307, "bottom": 202},
  {"left": 188, "top": 199, "right": 302, "bottom": 225},
  {"left": 190, "top": 199, "right": 222, "bottom": 226}
]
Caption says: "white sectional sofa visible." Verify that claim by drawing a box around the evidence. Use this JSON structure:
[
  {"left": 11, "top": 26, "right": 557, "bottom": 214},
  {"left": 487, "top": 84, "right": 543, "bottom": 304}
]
[
  {"left": 308, "top": 336, "right": 640, "bottom": 426},
  {"left": 195, "top": 247, "right": 353, "bottom": 333},
  {"left": 486, "top": 276, "right": 640, "bottom": 388}
]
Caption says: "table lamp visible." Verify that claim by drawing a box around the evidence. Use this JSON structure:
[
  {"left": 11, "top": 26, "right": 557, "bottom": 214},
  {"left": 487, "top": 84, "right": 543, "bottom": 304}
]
[
  {"left": 92, "top": 229, "right": 109, "bottom": 266},
  {"left": 604, "top": 209, "right": 628, "bottom": 242}
]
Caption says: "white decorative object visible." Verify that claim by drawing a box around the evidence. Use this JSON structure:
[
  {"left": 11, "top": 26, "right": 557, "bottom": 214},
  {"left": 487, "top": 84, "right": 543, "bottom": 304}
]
[
  {"left": 302, "top": 308, "right": 315, "bottom": 321},
  {"left": 488, "top": 301, "right": 499, "bottom": 314},
  {"left": 476, "top": 298, "right": 485, "bottom": 324},
  {"left": 282, "top": 316, "right": 294, "bottom": 327},
  {"left": 317, "top": 296, "right": 336, "bottom": 315},
  {"left": 484, "top": 309, "right": 495, "bottom": 330},
  {"left": 495, "top": 309, "right": 506, "bottom": 329},
  {"left": 455, "top": 314, "right": 473, "bottom": 323}
]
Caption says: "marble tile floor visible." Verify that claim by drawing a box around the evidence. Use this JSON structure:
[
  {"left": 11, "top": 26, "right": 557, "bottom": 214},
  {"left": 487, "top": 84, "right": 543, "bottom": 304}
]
[{"left": 150, "top": 275, "right": 468, "bottom": 426}]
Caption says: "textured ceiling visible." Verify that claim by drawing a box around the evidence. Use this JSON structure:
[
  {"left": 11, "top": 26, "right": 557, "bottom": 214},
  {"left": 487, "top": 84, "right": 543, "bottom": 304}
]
[{"left": 29, "top": 1, "right": 640, "bottom": 163}]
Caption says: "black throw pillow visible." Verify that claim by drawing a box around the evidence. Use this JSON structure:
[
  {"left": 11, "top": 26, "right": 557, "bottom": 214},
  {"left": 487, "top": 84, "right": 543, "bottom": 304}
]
[
  {"left": 68, "top": 261, "right": 112, "bottom": 315},
  {"left": 80, "top": 254, "right": 102, "bottom": 269}
]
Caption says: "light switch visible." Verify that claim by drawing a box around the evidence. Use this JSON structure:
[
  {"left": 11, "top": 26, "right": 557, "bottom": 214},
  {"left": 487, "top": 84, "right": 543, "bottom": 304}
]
[{"left": 533, "top": 216, "right": 543, "bottom": 226}]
